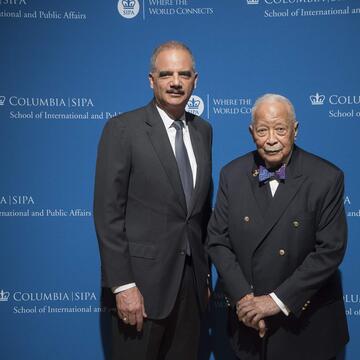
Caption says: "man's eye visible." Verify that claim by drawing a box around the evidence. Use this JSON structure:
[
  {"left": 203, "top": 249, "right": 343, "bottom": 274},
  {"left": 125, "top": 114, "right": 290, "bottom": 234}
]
[
  {"left": 276, "top": 128, "right": 286, "bottom": 134},
  {"left": 159, "top": 72, "right": 172, "bottom": 78},
  {"left": 179, "top": 72, "right": 192, "bottom": 78},
  {"left": 257, "top": 129, "right": 267, "bottom": 135}
]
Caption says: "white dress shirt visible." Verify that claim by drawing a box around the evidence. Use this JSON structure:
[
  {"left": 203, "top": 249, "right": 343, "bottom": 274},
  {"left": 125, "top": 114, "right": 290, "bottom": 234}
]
[{"left": 156, "top": 105, "right": 197, "bottom": 187}]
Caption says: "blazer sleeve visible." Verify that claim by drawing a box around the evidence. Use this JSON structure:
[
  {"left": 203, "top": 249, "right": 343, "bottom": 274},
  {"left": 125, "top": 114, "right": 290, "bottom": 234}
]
[
  {"left": 207, "top": 169, "right": 252, "bottom": 304},
  {"left": 275, "top": 170, "right": 347, "bottom": 317},
  {"left": 204, "top": 124, "right": 214, "bottom": 285},
  {"left": 93, "top": 117, "right": 134, "bottom": 288}
]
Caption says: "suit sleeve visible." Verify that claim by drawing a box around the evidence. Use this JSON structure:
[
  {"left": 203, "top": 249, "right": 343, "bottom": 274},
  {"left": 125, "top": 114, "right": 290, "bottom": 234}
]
[
  {"left": 207, "top": 169, "right": 252, "bottom": 304},
  {"left": 275, "top": 171, "right": 347, "bottom": 317},
  {"left": 204, "top": 124, "right": 214, "bottom": 285},
  {"left": 93, "top": 117, "right": 134, "bottom": 288}
]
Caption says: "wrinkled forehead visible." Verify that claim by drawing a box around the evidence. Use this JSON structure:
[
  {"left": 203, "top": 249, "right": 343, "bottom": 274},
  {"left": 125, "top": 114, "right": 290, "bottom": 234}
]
[
  {"left": 253, "top": 100, "right": 293, "bottom": 125},
  {"left": 153, "top": 49, "right": 193, "bottom": 71}
]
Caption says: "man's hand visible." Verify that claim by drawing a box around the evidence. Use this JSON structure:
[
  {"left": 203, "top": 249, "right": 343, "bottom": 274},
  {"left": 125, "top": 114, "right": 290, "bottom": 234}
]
[
  {"left": 236, "top": 294, "right": 280, "bottom": 337},
  {"left": 116, "top": 287, "right": 147, "bottom": 332},
  {"left": 236, "top": 294, "right": 265, "bottom": 337}
]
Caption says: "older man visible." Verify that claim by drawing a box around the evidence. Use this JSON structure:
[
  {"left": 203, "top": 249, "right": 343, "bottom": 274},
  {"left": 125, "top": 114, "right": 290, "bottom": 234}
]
[
  {"left": 207, "top": 94, "right": 349, "bottom": 360},
  {"left": 94, "top": 41, "right": 212, "bottom": 360}
]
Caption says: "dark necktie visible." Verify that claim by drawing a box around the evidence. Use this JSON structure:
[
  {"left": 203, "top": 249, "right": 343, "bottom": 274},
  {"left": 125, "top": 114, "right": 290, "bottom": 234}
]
[
  {"left": 172, "top": 119, "right": 193, "bottom": 256},
  {"left": 172, "top": 120, "right": 194, "bottom": 211}
]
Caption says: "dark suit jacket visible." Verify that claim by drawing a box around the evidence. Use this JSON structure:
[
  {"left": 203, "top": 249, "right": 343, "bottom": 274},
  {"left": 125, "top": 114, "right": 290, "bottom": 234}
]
[
  {"left": 94, "top": 101, "right": 212, "bottom": 319},
  {"left": 207, "top": 146, "right": 349, "bottom": 360}
]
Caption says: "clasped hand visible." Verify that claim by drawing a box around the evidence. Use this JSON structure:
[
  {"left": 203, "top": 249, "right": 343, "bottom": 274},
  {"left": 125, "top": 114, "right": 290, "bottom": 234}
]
[{"left": 236, "top": 293, "right": 280, "bottom": 338}]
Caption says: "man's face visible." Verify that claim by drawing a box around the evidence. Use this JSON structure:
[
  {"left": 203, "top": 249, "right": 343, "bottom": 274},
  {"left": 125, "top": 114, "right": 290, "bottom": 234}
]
[
  {"left": 250, "top": 100, "right": 298, "bottom": 168},
  {"left": 149, "top": 48, "right": 197, "bottom": 116}
]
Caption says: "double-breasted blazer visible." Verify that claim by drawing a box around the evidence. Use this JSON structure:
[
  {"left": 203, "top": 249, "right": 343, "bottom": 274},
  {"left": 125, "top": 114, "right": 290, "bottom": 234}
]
[
  {"left": 94, "top": 101, "right": 212, "bottom": 319},
  {"left": 207, "top": 145, "right": 349, "bottom": 360}
]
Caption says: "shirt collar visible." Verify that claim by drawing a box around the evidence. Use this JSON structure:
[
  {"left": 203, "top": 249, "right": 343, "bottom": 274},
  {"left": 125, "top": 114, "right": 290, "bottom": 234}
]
[{"left": 156, "top": 105, "right": 186, "bottom": 129}]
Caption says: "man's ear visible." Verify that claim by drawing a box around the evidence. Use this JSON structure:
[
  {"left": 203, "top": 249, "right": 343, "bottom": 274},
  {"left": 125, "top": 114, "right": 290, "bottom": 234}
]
[
  {"left": 194, "top": 72, "right": 198, "bottom": 89},
  {"left": 149, "top": 73, "right": 154, "bottom": 89},
  {"left": 249, "top": 125, "right": 255, "bottom": 140},
  {"left": 294, "top": 121, "right": 299, "bottom": 137}
]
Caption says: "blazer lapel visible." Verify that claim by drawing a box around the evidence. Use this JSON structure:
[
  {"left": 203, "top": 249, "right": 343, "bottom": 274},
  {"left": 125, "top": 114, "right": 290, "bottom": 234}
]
[
  {"left": 248, "top": 177, "right": 269, "bottom": 219},
  {"left": 249, "top": 147, "right": 307, "bottom": 254},
  {"left": 247, "top": 152, "right": 270, "bottom": 219},
  {"left": 144, "top": 102, "right": 187, "bottom": 214},
  {"left": 187, "top": 113, "right": 204, "bottom": 217}
]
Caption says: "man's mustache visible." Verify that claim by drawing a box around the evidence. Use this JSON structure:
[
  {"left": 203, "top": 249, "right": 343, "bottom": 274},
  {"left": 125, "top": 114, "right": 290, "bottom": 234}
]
[
  {"left": 264, "top": 147, "right": 283, "bottom": 152},
  {"left": 167, "top": 89, "right": 185, "bottom": 95}
]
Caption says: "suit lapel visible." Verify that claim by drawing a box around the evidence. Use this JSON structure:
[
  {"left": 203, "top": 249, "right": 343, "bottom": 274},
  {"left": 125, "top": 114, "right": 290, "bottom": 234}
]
[
  {"left": 144, "top": 102, "right": 187, "bottom": 214},
  {"left": 247, "top": 152, "right": 270, "bottom": 220},
  {"left": 187, "top": 112, "right": 204, "bottom": 217},
  {"left": 249, "top": 147, "right": 307, "bottom": 254}
]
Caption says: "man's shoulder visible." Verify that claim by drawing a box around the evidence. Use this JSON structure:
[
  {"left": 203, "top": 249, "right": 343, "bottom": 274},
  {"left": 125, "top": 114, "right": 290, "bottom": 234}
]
[
  {"left": 193, "top": 114, "right": 211, "bottom": 126},
  {"left": 186, "top": 110, "right": 211, "bottom": 127},
  {"left": 297, "top": 147, "right": 344, "bottom": 177},
  {"left": 106, "top": 104, "right": 149, "bottom": 129},
  {"left": 221, "top": 151, "right": 255, "bottom": 176}
]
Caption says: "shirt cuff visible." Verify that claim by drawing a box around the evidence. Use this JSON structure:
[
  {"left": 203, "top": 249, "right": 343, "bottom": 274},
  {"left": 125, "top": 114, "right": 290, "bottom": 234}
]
[
  {"left": 112, "top": 283, "right": 136, "bottom": 294},
  {"left": 270, "top": 292, "right": 290, "bottom": 316}
]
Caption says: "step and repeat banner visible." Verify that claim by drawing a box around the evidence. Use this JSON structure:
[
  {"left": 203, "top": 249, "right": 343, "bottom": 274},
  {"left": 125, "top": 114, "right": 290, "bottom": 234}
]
[{"left": 1, "top": 1, "right": 360, "bottom": 359}]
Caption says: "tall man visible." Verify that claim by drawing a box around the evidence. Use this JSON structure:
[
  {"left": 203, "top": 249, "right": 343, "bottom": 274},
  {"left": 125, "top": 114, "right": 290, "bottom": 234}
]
[
  {"left": 207, "top": 94, "right": 349, "bottom": 360},
  {"left": 94, "top": 41, "right": 212, "bottom": 360}
]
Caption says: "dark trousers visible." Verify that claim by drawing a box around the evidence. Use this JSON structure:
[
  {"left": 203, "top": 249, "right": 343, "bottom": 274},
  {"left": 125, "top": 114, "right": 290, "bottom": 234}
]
[{"left": 111, "top": 257, "right": 201, "bottom": 360}]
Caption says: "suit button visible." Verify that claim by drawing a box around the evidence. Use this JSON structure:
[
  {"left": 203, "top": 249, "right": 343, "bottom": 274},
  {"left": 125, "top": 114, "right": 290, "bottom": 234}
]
[
  {"left": 293, "top": 220, "right": 300, "bottom": 228},
  {"left": 279, "top": 249, "right": 286, "bottom": 256},
  {"left": 244, "top": 216, "right": 250, "bottom": 222},
  {"left": 179, "top": 250, "right": 186, "bottom": 256}
]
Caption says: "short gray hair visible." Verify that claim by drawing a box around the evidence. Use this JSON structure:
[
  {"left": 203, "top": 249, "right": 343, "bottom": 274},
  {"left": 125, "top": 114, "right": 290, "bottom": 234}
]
[
  {"left": 150, "top": 41, "right": 196, "bottom": 73},
  {"left": 251, "top": 94, "right": 297, "bottom": 124}
]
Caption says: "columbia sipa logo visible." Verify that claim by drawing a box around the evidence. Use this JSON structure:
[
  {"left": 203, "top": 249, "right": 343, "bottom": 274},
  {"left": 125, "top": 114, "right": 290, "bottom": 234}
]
[
  {"left": 310, "top": 92, "right": 325, "bottom": 106},
  {"left": 0, "top": 96, "right": 6, "bottom": 106},
  {"left": 0, "top": 290, "right": 10, "bottom": 302},
  {"left": 186, "top": 95, "right": 205, "bottom": 116},
  {"left": 117, "top": 0, "right": 140, "bottom": 19},
  {"left": 247, "top": 0, "right": 259, "bottom": 4}
]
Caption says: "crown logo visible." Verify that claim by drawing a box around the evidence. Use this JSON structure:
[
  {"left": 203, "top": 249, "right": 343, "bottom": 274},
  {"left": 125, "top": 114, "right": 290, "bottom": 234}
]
[
  {"left": 187, "top": 97, "right": 200, "bottom": 109},
  {"left": 247, "top": 0, "right": 259, "bottom": 4},
  {"left": 118, "top": 0, "right": 139, "bottom": 18},
  {"left": 122, "top": 0, "right": 135, "bottom": 9},
  {"left": 309, "top": 92, "right": 325, "bottom": 105},
  {"left": 0, "top": 96, "right": 5, "bottom": 106},
  {"left": 0, "top": 290, "right": 10, "bottom": 302}
]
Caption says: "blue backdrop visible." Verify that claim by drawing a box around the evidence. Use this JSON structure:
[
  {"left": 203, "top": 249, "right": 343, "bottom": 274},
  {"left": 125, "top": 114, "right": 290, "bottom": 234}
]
[{"left": 1, "top": 0, "right": 360, "bottom": 359}]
